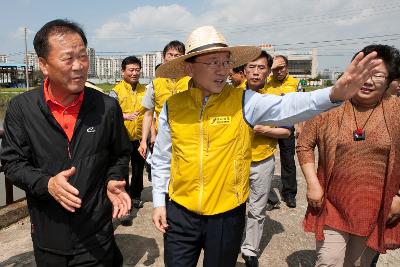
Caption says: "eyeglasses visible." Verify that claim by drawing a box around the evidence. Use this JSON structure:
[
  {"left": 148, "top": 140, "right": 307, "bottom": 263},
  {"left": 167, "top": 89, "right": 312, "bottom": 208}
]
[
  {"left": 370, "top": 73, "right": 387, "bottom": 83},
  {"left": 193, "top": 60, "right": 234, "bottom": 69}
]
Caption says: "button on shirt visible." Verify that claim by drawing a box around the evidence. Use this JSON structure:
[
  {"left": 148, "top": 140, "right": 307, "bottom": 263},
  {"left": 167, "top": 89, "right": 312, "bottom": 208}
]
[{"left": 44, "top": 78, "right": 84, "bottom": 141}]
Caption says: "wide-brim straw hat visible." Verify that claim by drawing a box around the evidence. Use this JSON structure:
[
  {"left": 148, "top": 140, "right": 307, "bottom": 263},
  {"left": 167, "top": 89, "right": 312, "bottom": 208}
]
[{"left": 156, "top": 26, "right": 261, "bottom": 78}]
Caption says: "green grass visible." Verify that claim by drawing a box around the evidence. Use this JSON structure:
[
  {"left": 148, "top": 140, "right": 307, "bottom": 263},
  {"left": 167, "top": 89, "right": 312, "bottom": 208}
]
[
  {"left": 0, "top": 87, "right": 35, "bottom": 106},
  {"left": 0, "top": 88, "right": 29, "bottom": 93},
  {"left": 95, "top": 83, "right": 115, "bottom": 94},
  {"left": 0, "top": 93, "right": 21, "bottom": 106}
]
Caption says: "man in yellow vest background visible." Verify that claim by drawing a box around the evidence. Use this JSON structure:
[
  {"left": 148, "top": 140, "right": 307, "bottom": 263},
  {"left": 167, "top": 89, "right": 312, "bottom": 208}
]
[
  {"left": 138, "top": 41, "right": 190, "bottom": 160},
  {"left": 109, "top": 56, "right": 146, "bottom": 209},
  {"left": 240, "top": 51, "right": 292, "bottom": 267},
  {"left": 229, "top": 64, "right": 246, "bottom": 88},
  {"left": 264, "top": 55, "right": 302, "bottom": 209},
  {"left": 150, "top": 25, "right": 380, "bottom": 267}
]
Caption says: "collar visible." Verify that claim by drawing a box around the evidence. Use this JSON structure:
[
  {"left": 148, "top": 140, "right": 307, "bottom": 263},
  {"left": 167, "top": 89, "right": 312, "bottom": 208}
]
[
  {"left": 44, "top": 78, "right": 84, "bottom": 108},
  {"left": 189, "top": 83, "right": 229, "bottom": 108},
  {"left": 121, "top": 79, "right": 139, "bottom": 91},
  {"left": 245, "top": 81, "right": 267, "bottom": 92}
]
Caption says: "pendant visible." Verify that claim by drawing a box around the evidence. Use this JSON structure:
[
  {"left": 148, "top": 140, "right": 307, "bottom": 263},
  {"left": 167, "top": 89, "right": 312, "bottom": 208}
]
[{"left": 353, "top": 128, "right": 365, "bottom": 141}]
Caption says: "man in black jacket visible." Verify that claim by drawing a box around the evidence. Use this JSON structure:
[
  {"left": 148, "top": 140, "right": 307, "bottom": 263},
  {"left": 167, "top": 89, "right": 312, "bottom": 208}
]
[{"left": 0, "top": 19, "right": 131, "bottom": 266}]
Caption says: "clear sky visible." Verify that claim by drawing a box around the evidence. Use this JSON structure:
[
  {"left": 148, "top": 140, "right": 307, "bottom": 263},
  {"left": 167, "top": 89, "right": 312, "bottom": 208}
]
[{"left": 1, "top": 0, "right": 399, "bottom": 71}]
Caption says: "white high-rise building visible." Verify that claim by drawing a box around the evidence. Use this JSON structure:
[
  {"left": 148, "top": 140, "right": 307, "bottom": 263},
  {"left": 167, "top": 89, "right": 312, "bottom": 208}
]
[
  {"left": 141, "top": 52, "right": 163, "bottom": 79},
  {"left": 24, "top": 52, "right": 39, "bottom": 71},
  {"left": 95, "top": 56, "right": 123, "bottom": 82},
  {"left": 141, "top": 53, "right": 157, "bottom": 79},
  {"left": 87, "top": 47, "right": 96, "bottom": 78},
  {"left": 0, "top": 54, "right": 7, "bottom": 63}
]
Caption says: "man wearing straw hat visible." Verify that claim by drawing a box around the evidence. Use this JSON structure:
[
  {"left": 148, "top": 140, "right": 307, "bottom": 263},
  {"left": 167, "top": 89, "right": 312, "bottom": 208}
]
[{"left": 151, "top": 25, "right": 381, "bottom": 266}]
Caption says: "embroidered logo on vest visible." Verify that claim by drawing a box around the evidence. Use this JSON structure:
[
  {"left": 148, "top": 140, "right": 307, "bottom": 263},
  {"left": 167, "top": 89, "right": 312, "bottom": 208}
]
[{"left": 210, "top": 116, "right": 231, "bottom": 125}]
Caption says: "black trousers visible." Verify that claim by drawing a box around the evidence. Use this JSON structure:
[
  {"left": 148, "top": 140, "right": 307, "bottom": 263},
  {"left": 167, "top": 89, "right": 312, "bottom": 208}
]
[
  {"left": 33, "top": 238, "right": 123, "bottom": 267},
  {"left": 164, "top": 201, "right": 246, "bottom": 267},
  {"left": 127, "top": 140, "right": 145, "bottom": 199},
  {"left": 269, "top": 129, "right": 297, "bottom": 202}
]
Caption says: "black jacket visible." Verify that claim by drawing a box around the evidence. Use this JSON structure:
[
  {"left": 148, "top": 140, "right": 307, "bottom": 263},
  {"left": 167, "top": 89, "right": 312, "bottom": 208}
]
[{"left": 0, "top": 86, "right": 131, "bottom": 254}]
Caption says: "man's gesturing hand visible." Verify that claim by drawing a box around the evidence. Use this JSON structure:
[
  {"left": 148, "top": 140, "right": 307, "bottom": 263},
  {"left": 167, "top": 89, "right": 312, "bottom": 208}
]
[
  {"left": 48, "top": 167, "right": 81, "bottom": 212},
  {"left": 138, "top": 139, "right": 147, "bottom": 158},
  {"left": 107, "top": 180, "right": 131, "bottom": 219},
  {"left": 152, "top": 206, "right": 169, "bottom": 233},
  {"left": 123, "top": 111, "right": 140, "bottom": 121}
]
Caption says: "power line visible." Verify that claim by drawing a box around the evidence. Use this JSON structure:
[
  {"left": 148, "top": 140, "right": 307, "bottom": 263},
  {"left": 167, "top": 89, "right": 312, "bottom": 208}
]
[
  {"left": 87, "top": 3, "right": 400, "bottom": 39},
  {"left": 276, "top": 37, "right": 400, "bottom": 51},
  {"left": 271, "top": 33, "right": 400, "bottom": 48},
  {"left": 5, "top": 33, "right": 399, "bottom": 58}
]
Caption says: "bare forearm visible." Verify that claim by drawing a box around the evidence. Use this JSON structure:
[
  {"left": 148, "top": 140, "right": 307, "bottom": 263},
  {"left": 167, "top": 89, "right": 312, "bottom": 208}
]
[
  {"left": 150, "top": 119, "right": 157, "bottom": 139},
  {"left": 142, "top": 109, "right": 154, "bottom": 141},
  {"left": 266, "top": 127, "right": 291, "bottom": 138},
  {"left": 254, "top": 125, "right": 291, "bottom": 138},
  {"left": 301, "top": 163, "right": 320, "bottom": 187}
]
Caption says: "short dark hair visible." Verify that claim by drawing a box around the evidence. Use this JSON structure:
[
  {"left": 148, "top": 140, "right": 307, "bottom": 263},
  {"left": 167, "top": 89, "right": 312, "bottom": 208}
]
[
  {"left": 155, "top": 63, "right": 162, "bottom": 71},
  {"left": 33, "top": 19, "right": 87, "bottom": 59},
  {"left": 232, "top": 64, "right": 245, "bottom": 73},
  {"left": 256, "top": 50, "right": 273, "bottom": 68},
  {"left": 273, "top": 55, "right": 288, "bottom": 67},
  {"left": 121, "top": 56, "right": 142, "bottom": 70},
  {"left": 163, "top": 40, "right": 185, "bottom": 58},
  {"left": 353, "top": 44, "right": 400, "bottom": 83}
]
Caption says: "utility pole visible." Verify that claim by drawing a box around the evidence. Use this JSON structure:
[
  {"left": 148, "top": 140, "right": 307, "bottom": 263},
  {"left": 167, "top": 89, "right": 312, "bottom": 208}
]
[{"left": 24, "top": 27, "right": 29, "bottom": 90}]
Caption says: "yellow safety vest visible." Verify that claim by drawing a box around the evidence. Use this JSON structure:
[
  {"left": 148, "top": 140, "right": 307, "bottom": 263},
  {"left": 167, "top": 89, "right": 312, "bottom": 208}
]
[
  {"left": 113, "top": 80, "right": 146, "bottom": 141},
  {"left": 237, "top": 80, "right": 247, "bottom": 90},
  {"left": 153, "top": 76, "right": 191, "bottom": 118},
  {"left": 167, "top": 85, "right": 253, "bottom": 215},
  {"left": 264, "top": 75, "right": 299, "bottom": 96},
  {"left": 248, "top": 83, "right": 279, "bottom": 162},
  {"left": 239, "top": 81, "right": 279, "bottom": 162},
  {"left": 251, "top": 133, "right": 278, "bottom": 162}
]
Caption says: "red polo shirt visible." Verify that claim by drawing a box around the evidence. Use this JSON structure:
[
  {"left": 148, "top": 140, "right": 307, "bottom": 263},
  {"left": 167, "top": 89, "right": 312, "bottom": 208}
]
[{"left": 44, "top": 78, "right": 84, "bottom": 141}]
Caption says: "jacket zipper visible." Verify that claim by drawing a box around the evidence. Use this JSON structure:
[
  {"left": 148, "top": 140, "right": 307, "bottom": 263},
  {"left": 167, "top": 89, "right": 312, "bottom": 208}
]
[
  {"left": 198, "top": 101, "right": 207, "bottom": 213},
  {"left": 67, "top": 143, "right": 72, "bottom": 159}
]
